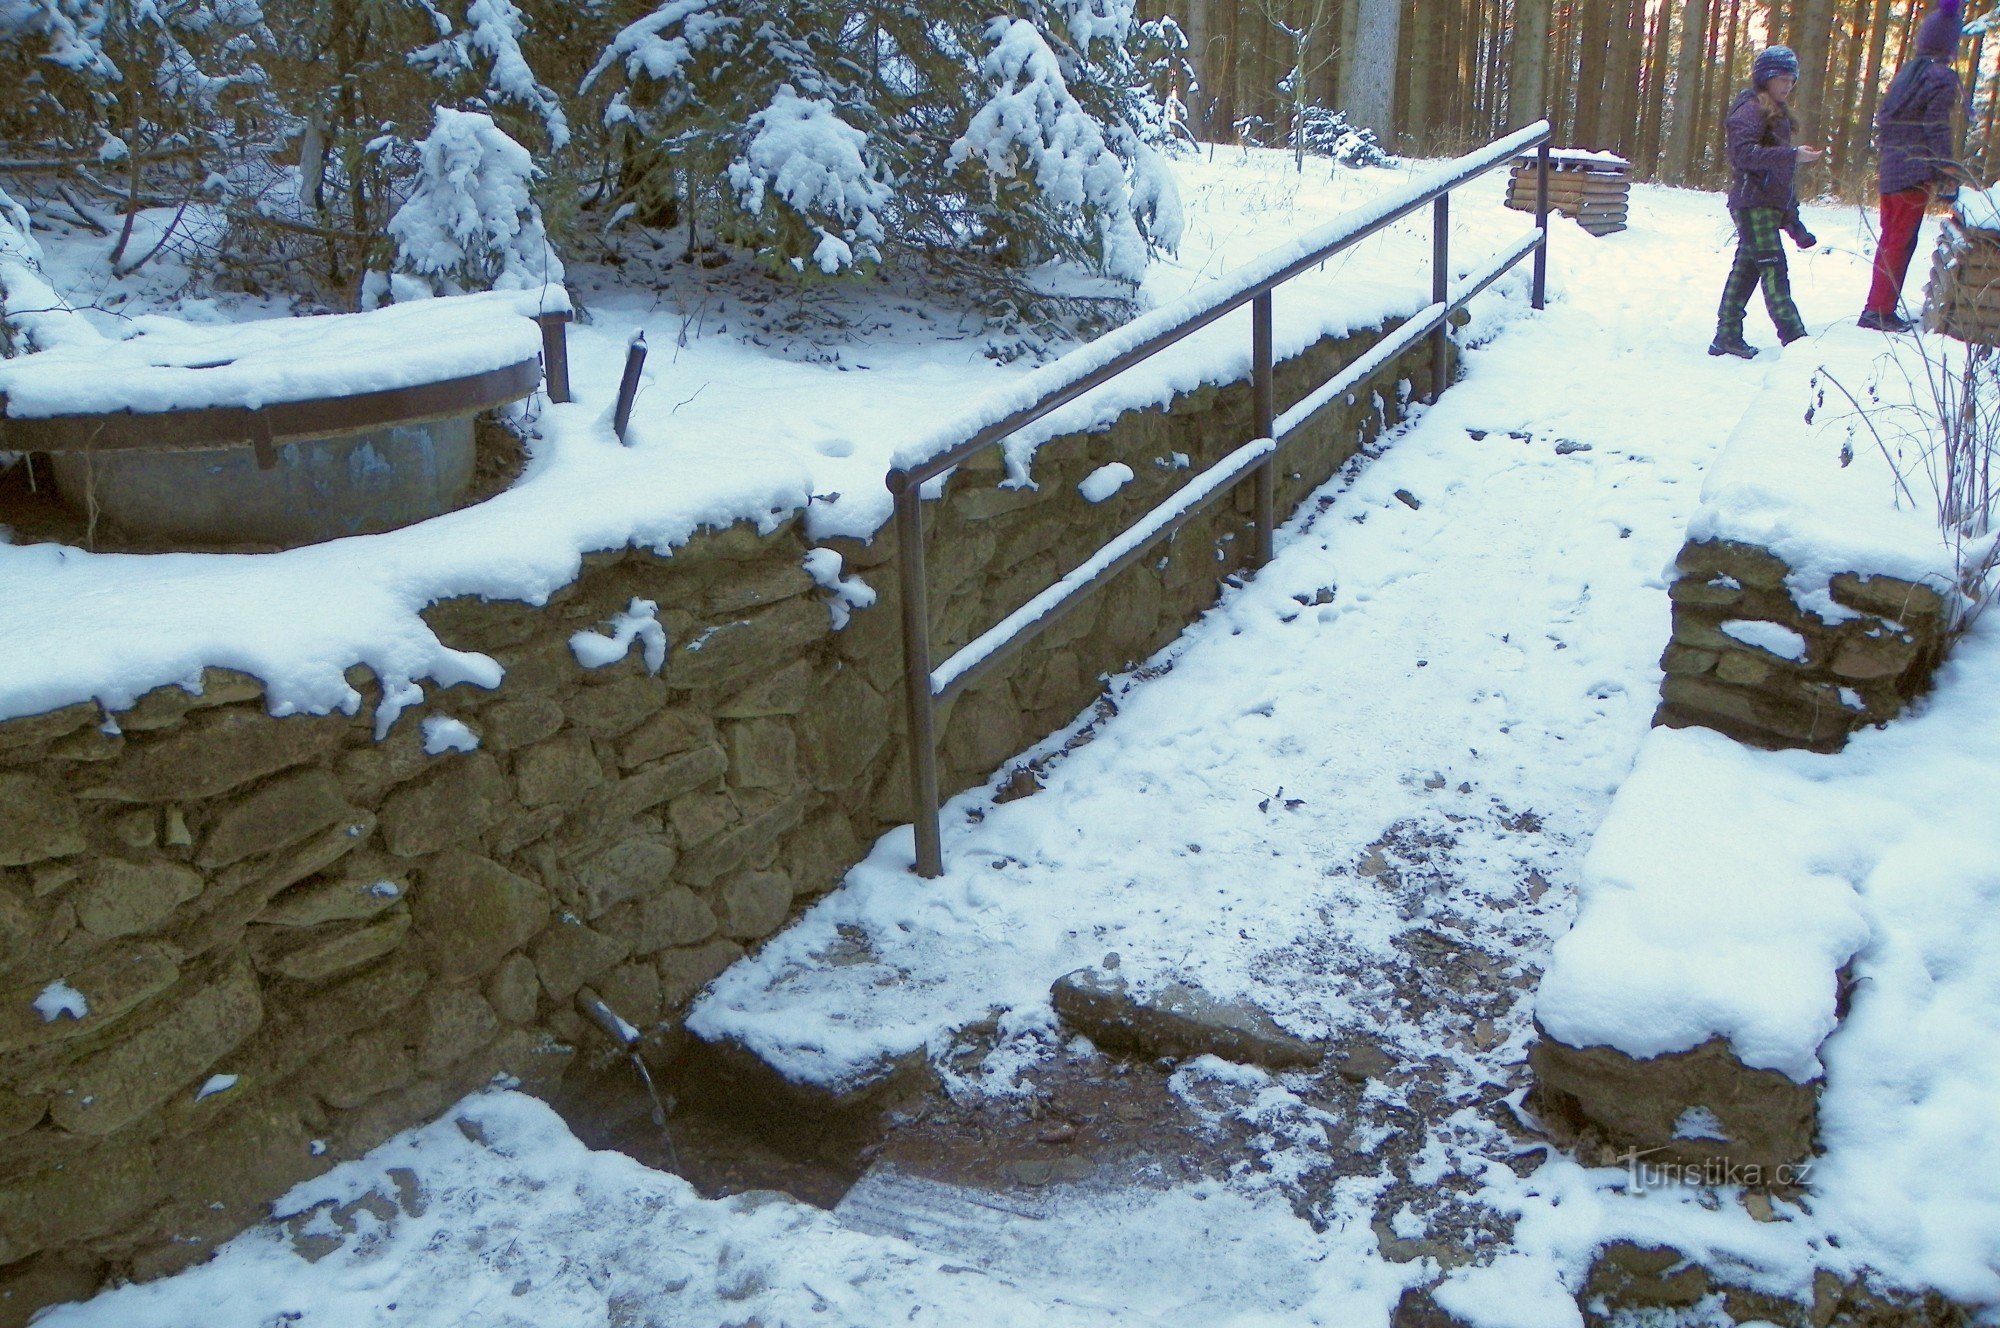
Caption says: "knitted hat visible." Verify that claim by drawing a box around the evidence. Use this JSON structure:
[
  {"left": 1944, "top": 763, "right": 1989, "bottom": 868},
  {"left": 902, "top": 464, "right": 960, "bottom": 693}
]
[
  {"left": 1752, "top": 45, "right": 1802, "bottom": 87},
  {"left": 1916, "top": 0, "right": 1963, "bottom": 57}
]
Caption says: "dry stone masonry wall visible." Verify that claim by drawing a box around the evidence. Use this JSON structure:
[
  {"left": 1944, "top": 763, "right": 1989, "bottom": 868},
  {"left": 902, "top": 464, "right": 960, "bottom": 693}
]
[
  {"left": 1656, "top": 538, "right": 1950, "bottom": 753},
  {"left": 0, "top": 322, "right": 1442, "bottom": 1322}
]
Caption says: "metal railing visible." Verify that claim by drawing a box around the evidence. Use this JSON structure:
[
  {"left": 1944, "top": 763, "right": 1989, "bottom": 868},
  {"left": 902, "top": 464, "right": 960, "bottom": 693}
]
[{"left": 887, "top": 122, "right": 1555, "bottom": 877}]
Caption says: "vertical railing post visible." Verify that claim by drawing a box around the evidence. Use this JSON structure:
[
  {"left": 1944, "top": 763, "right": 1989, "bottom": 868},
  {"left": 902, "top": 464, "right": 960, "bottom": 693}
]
[
  {"left": 889, "top": 472, "right": 945, "bottom": 878},
  {"left": 1430, "top": 194, "right": 1451, "bottom": 403},
  {"left": 613, "top": 331, "right": 647, "bottom": 445},
  {"left": 1532, "top": 138, "right": 1551, "bottom": 311},
  {"left": 536, "top": 311, "right": 572, "bottom": 404},
  {"left": 1251, "top": 290, "right": 1275, "bottom": 567}
]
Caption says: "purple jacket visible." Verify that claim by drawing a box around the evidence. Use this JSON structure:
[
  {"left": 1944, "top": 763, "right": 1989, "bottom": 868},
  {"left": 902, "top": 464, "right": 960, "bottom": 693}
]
[
  {"left": 1876, "top": 57, "right": 1961, "bottom": 195},
  {"left": 1724, "top": 89, "right": 1799, "bottom": 214}
]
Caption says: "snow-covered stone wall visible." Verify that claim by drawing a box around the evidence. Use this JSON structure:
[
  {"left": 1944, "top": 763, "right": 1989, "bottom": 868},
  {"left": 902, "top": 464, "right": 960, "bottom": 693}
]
[
  {"left": 0, "top": 319, "right": 1439, "bottom": 1317},
  {"left": 1532, "top": 328, "right": 1971, "bottom": 1189}
]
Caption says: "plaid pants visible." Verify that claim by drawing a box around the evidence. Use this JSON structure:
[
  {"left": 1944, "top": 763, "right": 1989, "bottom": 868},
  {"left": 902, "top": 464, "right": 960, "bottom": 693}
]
[{"left": 1716, "top": 207, "right": 1806, "bottom": 341}]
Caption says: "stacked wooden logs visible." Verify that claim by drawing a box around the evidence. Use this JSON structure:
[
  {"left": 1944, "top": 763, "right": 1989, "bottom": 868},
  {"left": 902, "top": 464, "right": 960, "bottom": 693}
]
[{"left": 1504, "top": 150, "right": 1632, "bottom": 237}]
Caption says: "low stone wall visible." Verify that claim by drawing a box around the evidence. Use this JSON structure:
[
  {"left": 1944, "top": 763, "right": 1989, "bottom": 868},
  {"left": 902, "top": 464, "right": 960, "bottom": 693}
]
[
  {"left": 0, "top": 320, "right": 1442, "bottom": 1321},
  {"left": 1531, "top": 537, "right": 1952, "bottom": 1190},
  {"left": 1656, "top": 538, "right": 1950, "bottom": 753}
]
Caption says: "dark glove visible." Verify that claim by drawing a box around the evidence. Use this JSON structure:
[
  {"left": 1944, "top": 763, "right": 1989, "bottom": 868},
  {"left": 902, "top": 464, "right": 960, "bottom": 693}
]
[{"left": 1787, "top": 223, "right": 1818, "bottom": 249}]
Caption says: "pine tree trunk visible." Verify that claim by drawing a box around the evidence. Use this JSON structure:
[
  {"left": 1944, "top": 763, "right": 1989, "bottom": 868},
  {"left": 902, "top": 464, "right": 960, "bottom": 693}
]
[
  {"left": 1406, "top": 9, "right": 1435, "bottom": 151},
  {"left": 1574, "top": 0, "right": 1609, "bottom": 148},
  {"left": 1343, "top": 0, "right": 1403, "bottom": 139},
  {"left": 1792, "top": 0, "right": 1837, "bottom": 152},
  {"left": 1635, "top": 0, "right": 1674, "bottom": 171},
  {"left": 1662, "top": 0, "right": 1712, "bottom": 181}
]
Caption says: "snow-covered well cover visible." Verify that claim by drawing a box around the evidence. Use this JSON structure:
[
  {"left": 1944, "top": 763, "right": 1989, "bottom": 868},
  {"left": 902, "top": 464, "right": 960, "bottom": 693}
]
[{"left": 0, "top": 289, "right": 549, "bottom": 421}]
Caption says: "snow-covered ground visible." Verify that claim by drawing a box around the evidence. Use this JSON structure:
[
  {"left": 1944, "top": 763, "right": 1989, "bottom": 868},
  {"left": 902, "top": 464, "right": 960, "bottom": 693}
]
[{"left": 25, "top": 151, "right": 1995, "bottom": 1326}]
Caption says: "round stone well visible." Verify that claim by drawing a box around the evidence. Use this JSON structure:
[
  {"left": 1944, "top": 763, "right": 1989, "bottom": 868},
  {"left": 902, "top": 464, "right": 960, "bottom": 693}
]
[{"left": 0, "top": 294, "right": 556, "bottom": 547}]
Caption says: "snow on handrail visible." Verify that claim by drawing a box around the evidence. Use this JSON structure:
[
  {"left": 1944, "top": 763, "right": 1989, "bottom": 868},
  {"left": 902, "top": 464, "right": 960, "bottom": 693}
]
[{"left": 890, "top": 120, "right": 1552, "bottom": 483}]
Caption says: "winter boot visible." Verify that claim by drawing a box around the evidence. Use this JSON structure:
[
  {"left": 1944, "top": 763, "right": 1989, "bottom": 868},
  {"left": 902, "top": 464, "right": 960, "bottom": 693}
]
[
  {"left": 1858, "top": 310, "right": 1915, "bottom": 333},
  {"left": 1708, "top": 334, "right": 1759, "bottom": 359},
  {"left": 1778, "top": 325, "right": 1809, "bottom": 346}
]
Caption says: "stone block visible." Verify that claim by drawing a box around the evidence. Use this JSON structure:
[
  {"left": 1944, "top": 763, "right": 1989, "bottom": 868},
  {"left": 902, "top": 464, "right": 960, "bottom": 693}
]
[
  {"left": 702, "top": 561, "right": 815, "bottom": 615},
  {"left": 593, "top": 961, "right": 663, "bottom": 1030},
  {"left": 47, "top": 727, "right": 122, "bottom": 763},
  {"left": 1528, "top": 1031, "right": 1817, "bottom": 1177},
  {"left": 81, "top": 710, "right": 345, "bottom": 803},
  {"left": 677, "top": 793, "right": 806, "bottom": 888},
  {"left": 379, "top": 753, "right": 507, "bottom": 858},
  {"left": 115, "top": 670, "right": 264, "bottom": 734},
  {"left": 568, "top": 836, "right": 678, "bottom": 919},
  {"left": 1050, "top": 967, "right": 1321, "bottom": 1071},
  {"left": 602, "top": 886, "right": 717, "bottom": 954},
  {"left": 258, "top": 863, "right": 406, "bottom": 928},
  {"left": 219, "top": 811, "right": 377, "bottom": 900},
  {"left": 716, "top": 660, "right": 815, "bottom": 719},
  {"left": 1714, "top": 650, "right": 1774, "bottom": 687},
  {"left": 45, "top": 958, "right": 264, "bottom": 1136},
  {"left": 565, "top": 676, "right": 667, "bottom": 738},
  {"left": 0, "top": 774, "right": 85, "bottom": 867},
  {"left": 1659, "top": 675, "right": 1849, "bottom": 751},
  {"left": 658, "top": 939, "right": 744, "bottom": 1009},
  {"left": 422, "top": 595, "right": 544, "bottom": 653},
  {"left": 1659, "top": 644, "right": 1718, "bottom": 677},
  {"left": 0, "top": 942, "right": 180, "bottom": 1056},
  {"left": 514, "top": 734, "right": 606, "bottom": 809},
  {"left": 309, "top": 1026, "right": 415, "bottom": 1110},
  {"left": 71, "top": 859, "right": 204, "bottom": 939},
  {"left": 616, "top": 710, "right": 714, "bottom": 770},
  {"left": 411, "top": 851, "right": 550, "bottom": 981},
  {"left": 415, "top": 984, "right": 502, "bottom": 1073},
  {"left": 796, "top": 665, "right": 893, "bottom": 794},
  {"left": 724, "top": 719, "right": 797, "bottom": 790},
  {"left": 1830, "top": 629, "right": 1919, "bottom": 681},
  {"left": 531, "top": 919, "right": 631, "bottom": 1002},
  {"left": 481, "top": 697, "right": 565, "bottom": 751},
  {"left": 485, "top": 953, "right": 540, "bottom": 1026},
  {"left": 0, "top": 1139, "right": 160, "bottom": 1266},
  {"left": 716, "top": 871, "right": 793, "bottom": 940},
  {"left": 333, "top": 725, "right": 430, "bottom": 805},
  {"left": 668, "top": 788, "right": 738, "bottom": 849},
  {"left": 0, "top": 702, "right": 98, "bottom": 754},
  {"left": 219, "top": 955, "right": 426, "bottom": 1094},
  {"left": 662, "top": 598, "right": 828, "bottom": 692},
  {"left": 254, "top": 907, "right": 412, "bottom": 983},
  {"left": 1829, "top": 571, "right": 1949, "bottom": 623},
  {"left": 1667, "top": 576, "right": 1746, "bottom": 608},
  {"left": 195, "top": 769, "right": 356, "bottom": 870},
  {"left": 596, "top": 744, "right": 728, "bottom": 823},
  {"left": 782, "top": 812, "right": 867, "bottom": 900},
  {"left": 1677, "top": 540, "right": 1791, "bottom": 592}
]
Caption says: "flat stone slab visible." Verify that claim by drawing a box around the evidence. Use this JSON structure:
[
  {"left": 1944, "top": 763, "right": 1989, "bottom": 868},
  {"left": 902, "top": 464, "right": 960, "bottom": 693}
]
[{"left": 1050, "top": 966, "right": 1321, "bottom": 1071}]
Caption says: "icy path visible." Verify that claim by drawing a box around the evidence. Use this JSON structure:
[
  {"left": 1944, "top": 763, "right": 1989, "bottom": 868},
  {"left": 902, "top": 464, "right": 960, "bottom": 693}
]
[{"left": 43, "top": 187, "right": 1894, "bottom": 1326}]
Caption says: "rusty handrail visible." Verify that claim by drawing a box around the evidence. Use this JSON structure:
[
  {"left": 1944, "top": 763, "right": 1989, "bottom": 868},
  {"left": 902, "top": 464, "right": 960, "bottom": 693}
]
[{"left": 889, "top": 124, "right": 1554, "bottom": 877}]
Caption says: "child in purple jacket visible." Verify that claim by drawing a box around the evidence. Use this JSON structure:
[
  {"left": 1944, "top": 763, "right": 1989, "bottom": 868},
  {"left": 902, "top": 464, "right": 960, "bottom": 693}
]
[
  {"left": 1710, "top": 46, "right": 1825, "bottom": 359},
  {"left": 1861, "top": 0, "right": 1963, "bottom": 332}
]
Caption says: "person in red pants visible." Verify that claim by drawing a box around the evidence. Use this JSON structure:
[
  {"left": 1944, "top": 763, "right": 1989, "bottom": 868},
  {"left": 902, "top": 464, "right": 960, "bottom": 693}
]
[{"left": 1862, "top": 0, "right": 1964, "bottom": 332}]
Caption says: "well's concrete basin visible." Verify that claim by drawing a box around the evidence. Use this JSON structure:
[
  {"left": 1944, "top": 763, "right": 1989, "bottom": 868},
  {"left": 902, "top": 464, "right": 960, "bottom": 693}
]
[{"left": 48, "top": 415, "right": 477, "bottom": 545}]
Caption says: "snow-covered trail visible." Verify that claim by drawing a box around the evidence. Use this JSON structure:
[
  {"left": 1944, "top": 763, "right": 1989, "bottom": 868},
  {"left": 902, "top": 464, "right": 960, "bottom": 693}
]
[{"left": 39, "top": 182, "right": 1897, "bottom": 1327}]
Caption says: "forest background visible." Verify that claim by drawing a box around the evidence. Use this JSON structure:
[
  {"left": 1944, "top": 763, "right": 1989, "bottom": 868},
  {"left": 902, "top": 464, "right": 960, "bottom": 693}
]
[{"left": 1171, "top": 0, "right": 2000, "bottom": 198}]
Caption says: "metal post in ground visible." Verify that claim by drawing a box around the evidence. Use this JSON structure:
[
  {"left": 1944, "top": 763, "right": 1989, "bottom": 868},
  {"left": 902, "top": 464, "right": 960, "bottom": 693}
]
[
  {"left": 888, "top": 474, "right": 945, "bottom": 878},
  {"left": 1251, "top": 290, "right": 1275, "bottom": 567},
  {"left": 1533, "top": 139, "right": 1551, "bottom": 311},
  {"left": 613, "top": 331, "right": 647, "bottom": 444},
  {"left": 537, "top": 312, "right": 572, "bottom": 405},
  {"left": 1431, "top": 194, "right": 1451, "bottom": 402}
]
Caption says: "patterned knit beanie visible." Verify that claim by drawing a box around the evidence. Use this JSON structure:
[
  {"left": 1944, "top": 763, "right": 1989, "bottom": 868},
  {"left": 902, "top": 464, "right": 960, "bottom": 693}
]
[
  {"left": 1917, "top": 0, "right": 1963, "bottom": 57},
  {"left": 1752, "top": 46, "right": 1802, "bottom": 87}
]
